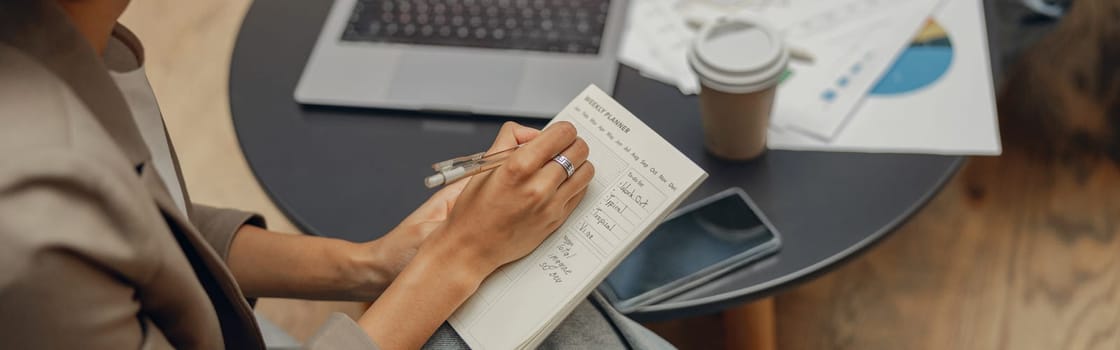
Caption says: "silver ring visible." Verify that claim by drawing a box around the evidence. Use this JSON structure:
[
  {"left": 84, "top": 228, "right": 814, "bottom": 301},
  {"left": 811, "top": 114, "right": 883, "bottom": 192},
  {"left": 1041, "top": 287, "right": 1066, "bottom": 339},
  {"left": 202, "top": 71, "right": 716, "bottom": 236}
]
[{"left": 552, "top": 155, "right": 575, "bottom": 178}]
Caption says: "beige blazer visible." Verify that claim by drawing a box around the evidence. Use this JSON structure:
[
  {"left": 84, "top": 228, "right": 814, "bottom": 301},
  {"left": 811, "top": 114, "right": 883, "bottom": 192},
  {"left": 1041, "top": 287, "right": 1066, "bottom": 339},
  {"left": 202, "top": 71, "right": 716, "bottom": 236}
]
[{"left": 0, "top": 1, "right": 373, "bottom": 349}]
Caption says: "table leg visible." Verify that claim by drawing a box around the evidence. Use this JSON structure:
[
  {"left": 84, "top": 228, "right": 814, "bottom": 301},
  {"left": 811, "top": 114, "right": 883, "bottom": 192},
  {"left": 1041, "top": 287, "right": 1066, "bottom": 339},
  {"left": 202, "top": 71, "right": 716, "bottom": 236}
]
[{"left": 723, "top": 297, "right": 776, "bottom": 350}]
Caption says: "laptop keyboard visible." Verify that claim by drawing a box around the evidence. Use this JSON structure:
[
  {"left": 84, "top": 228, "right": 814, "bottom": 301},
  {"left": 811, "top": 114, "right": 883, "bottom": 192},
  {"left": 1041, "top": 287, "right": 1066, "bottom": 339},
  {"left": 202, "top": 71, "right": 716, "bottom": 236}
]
[{"left": 341, "top": 0, "right": 611, "bottom": 54}]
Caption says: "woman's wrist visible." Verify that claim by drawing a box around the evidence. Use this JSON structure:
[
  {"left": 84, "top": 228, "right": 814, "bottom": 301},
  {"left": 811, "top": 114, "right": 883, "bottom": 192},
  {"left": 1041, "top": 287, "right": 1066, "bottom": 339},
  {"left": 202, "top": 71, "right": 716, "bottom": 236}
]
[
  {"left": 343, "top": 221, "right": 444, "bottom": 300},
  {"left": 357, "top": 231, "right": 494, "bottom": 349},
  {"left": 337, "top": 240, "right": 397, "bottom": 300},
  {"left": 412, "top": 242, "right": 490, "bottom": 297},
  {"left": 419, "top": 225, "right": 500, "bottom": 281}
]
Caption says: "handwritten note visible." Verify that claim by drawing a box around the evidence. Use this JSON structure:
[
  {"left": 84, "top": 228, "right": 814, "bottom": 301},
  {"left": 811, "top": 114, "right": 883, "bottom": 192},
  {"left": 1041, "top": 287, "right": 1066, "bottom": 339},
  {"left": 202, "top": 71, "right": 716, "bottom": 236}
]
[
  {"left": 538, "top": 235, "right": 578, "bottom": 284},
  {"left": 448, "top": 85, "right": 707, "bottom": 350}
]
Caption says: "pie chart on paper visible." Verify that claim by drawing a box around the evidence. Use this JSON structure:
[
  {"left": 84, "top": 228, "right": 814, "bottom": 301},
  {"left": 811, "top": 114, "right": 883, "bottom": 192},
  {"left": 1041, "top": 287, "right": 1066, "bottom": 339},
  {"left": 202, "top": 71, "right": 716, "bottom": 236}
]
[{"left": 870, "top": 19, "right": 954, "bottom": 96}]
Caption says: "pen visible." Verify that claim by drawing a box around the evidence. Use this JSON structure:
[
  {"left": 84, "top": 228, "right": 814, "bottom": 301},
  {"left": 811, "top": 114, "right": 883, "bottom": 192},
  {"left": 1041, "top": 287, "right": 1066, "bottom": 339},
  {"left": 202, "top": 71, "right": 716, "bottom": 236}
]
[{"left": 425, "top": 145, "right": 521, "bottom": 188}]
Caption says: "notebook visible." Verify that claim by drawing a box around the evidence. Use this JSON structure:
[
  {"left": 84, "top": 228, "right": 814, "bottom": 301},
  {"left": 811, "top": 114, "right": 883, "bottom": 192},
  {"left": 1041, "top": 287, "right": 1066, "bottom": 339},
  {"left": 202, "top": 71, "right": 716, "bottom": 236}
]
[{"left": 448, "top": 85, "right": 708, "bottom": 349}]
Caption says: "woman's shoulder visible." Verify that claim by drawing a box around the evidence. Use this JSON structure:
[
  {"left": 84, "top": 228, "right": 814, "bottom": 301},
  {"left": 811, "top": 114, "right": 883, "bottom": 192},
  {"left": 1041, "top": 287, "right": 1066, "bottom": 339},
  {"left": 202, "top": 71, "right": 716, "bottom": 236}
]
[
  {"left": 0, "top": 43, "right": 87, "bottom": 149},
  {"left": 0, "top": 42, "right": 132, "bottom": 170},
  {"left": 0, "top": 46, "right": 157, "bottom": 277}
]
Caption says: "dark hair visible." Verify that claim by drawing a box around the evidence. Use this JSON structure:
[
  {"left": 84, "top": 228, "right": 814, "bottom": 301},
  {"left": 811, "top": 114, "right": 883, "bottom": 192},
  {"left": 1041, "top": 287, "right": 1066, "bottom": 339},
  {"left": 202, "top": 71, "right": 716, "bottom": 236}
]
[{"left": 0, "top": 0, "right": 48, "bottom": 43}]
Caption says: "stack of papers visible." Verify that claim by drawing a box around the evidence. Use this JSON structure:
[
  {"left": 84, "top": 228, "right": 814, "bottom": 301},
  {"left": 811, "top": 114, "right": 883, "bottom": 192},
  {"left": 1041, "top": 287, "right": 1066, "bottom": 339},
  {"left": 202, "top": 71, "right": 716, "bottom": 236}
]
[{"left": 619, "top": 0, "right": 1002, "bottom": 155}]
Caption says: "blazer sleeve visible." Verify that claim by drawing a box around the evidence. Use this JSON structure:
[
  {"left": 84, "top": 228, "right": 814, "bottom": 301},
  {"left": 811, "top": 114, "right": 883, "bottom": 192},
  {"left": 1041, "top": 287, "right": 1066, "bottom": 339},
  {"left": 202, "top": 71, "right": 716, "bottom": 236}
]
[
  {"left": 188, "top": 209, "right": 382, "bottom": 350},
  {"left": 189, "top": 204, "right": 267, "bottom": 261},
  {"left": 304, "top": 313, "right": 383, "bottom": 350}
]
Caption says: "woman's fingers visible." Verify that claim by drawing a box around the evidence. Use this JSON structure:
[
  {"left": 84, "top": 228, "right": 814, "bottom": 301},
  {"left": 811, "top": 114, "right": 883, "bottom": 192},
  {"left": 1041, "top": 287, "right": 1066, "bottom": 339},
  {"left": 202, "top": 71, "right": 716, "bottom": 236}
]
[
  {"left": 536, "top": 137, "right": 589, "bottom": 189},
  {"left": 556, "top": 162, "right": 594, "bottom": 208},
  {"left": 462, "top": 122, "right": 541, "bottom": 189},
  {"left": 487, "top": 121, "right": 541, "bottom": 154},
  {"left": 501, "top": 122, "right": 577, "bottom": 180},
  {"left": 561, "top": 184, "right": 591, "bottom": 216},
  {"left": 487, "top": 122, "right": 520, "bottom": 153},
  {"left": 511, "top": 123, "right": 542, "bottom": 145}
]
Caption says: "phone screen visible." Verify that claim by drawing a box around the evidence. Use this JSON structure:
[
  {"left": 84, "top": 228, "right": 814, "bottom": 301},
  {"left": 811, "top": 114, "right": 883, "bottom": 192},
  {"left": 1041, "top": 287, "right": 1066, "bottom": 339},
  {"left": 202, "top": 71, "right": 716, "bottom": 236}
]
[{"left": 604, "top": 190, "right": 779, "bottom": 304}]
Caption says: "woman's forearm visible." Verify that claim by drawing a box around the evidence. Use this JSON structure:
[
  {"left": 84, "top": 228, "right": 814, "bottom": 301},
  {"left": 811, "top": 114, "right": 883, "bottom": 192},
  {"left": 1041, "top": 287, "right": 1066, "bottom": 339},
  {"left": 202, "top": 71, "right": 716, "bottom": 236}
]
[
  {"left": 226, "top": 225, "right": 396, "bottom": 300},
  {"left": 227, "top": 224, "right": 493, "bottom": 349}
]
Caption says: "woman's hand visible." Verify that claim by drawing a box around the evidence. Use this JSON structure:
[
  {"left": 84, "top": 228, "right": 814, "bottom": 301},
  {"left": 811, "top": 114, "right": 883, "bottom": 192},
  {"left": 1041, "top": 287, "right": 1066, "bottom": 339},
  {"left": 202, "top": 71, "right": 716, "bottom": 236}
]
[
  {"left": 426, "top": 120, "right": 595, "bottom": 274},
  {"left": 359, "top": 121, "right": 595, "bottom": 349},
  {"left": 356, "top": 122, "right": 543, "bottom": 291},
  {"left": 395, "top": 122, "right": 543, "bottom": 231}
]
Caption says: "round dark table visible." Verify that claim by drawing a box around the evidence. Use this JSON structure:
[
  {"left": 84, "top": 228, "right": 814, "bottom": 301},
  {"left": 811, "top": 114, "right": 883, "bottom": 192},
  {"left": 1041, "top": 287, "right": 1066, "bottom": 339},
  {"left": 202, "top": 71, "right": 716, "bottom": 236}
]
[{"left": 230, "top": 0, "right": 962, "bottom": 321}]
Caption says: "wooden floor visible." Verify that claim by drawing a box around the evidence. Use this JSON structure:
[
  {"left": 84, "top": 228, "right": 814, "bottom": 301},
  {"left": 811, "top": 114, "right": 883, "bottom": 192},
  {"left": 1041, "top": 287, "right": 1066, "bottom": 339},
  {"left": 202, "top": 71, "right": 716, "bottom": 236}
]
[{"left": 121, "top": 0, "right": 1120, "bottom": 348}]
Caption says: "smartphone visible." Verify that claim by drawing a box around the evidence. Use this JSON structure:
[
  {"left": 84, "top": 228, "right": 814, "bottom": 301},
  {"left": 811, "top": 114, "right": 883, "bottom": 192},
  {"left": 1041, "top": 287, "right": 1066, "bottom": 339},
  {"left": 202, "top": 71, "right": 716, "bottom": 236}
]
[{"left": 600, "top": 187, "right": 782, "bottom": 311}]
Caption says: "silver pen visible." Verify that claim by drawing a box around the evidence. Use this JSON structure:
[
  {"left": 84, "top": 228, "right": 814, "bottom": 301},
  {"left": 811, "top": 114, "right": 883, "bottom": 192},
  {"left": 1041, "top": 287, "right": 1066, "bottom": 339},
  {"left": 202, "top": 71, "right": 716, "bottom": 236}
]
[{"left": 425, "top": 145, "right": 522, "bottom": 188}]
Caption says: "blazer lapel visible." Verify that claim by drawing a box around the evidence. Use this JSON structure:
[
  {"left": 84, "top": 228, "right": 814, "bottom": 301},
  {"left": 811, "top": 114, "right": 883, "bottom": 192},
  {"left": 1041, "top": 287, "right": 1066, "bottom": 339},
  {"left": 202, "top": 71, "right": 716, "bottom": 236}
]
[
  {"left": 140, "top": 167, "right": 265, "bottom": 349},
  {"left": 164, "top": 124, "right": 198, "bottom": 219}
]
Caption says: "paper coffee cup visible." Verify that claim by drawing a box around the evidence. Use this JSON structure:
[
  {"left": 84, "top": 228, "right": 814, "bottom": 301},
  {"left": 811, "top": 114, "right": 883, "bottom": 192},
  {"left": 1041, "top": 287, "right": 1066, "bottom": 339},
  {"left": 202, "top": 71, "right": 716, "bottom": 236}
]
[{"left": 688, "top": 14, "right": 789, "bottom": 160}]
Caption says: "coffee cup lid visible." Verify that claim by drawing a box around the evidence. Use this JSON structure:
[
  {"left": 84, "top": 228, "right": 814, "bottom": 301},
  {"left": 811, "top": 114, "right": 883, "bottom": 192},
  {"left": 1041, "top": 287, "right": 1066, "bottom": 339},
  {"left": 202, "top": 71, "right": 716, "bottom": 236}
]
[{"left": 688, "top": 14, "right": 789, "bottom": 94}]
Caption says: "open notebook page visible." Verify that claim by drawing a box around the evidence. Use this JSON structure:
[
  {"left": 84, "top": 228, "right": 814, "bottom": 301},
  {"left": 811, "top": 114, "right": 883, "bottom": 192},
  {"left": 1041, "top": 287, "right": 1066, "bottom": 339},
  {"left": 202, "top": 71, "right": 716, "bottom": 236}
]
[{"left": 448, "top": 85, "right": 707, "bottom": 349}]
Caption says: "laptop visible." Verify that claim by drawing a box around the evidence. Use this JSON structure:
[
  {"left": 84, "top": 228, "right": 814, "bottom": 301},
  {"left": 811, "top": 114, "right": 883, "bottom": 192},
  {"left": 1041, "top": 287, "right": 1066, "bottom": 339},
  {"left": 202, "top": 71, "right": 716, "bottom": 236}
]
[{"left": 295, "top": 0, "right": 628, "bottom": 118}]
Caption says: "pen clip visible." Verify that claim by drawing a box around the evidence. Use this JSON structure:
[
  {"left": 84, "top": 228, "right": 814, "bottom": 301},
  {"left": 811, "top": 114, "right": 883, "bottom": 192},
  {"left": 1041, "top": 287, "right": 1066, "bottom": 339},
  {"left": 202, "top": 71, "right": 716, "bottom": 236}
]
[
  {"left": 431, "top": 151, "right": 488, "bottom": 171},
  {"left": 426, "top": 144, "right": 523, "bottom": 188},
  {"left": 430, "top": 144, "right": 523, "bottom": 171}
]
